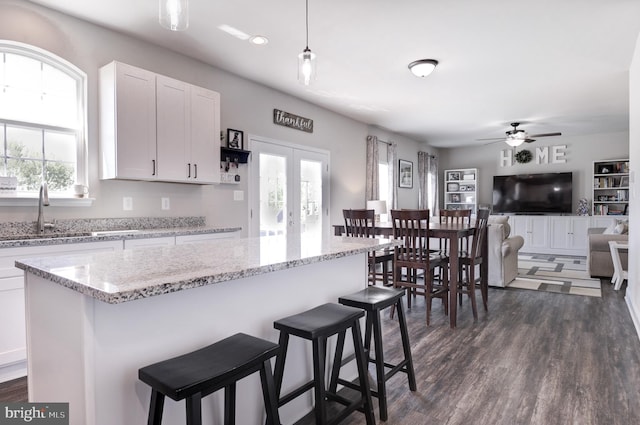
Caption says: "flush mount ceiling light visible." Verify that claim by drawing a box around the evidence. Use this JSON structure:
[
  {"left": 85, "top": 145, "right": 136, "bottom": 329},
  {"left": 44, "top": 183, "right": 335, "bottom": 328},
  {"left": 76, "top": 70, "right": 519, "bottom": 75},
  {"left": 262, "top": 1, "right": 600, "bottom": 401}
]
[
  {"left": 159, "top": 0, "right": 189, "bottom": 31},
  {"left": 298, "top": 0, "right": 317, "bottom": 86},
  {"left": 249, "top": 35, "right": 269, "bottom": 45},
  {"left": 408, "top": 59, "right": 438, "bottom": 77}
]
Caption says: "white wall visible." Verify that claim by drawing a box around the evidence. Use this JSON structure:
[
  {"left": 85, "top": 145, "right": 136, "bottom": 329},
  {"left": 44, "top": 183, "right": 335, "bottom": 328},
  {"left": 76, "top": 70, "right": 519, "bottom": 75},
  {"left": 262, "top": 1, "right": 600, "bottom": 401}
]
[
  {"left": 439, "top": 133, "right": 629, "bottom": 211},
  {"left": 0, "top": 1, "right": 429, "bottom": 233},
  {"left": 627, "top": 32, "right": 640, "bottom": 336}
]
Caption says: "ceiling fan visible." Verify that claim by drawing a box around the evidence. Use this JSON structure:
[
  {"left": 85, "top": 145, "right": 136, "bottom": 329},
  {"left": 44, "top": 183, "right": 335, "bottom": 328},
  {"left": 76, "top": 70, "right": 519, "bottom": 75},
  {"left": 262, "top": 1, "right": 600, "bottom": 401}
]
[{"left": 479, "top": 122, "right": 562, "bottom": 147}]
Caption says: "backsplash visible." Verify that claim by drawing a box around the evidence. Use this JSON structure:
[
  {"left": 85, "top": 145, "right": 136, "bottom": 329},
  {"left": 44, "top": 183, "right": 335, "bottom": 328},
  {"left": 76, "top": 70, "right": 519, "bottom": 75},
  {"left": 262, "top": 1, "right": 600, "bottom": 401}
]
[{"left": 0, "top": 216, "right": 206, "bottom": 238}]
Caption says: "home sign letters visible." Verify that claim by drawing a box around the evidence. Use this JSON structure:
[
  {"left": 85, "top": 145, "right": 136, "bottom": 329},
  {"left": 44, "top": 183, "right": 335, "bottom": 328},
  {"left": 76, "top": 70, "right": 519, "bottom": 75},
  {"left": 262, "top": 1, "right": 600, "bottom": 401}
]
[{"left": 500, "top": 145, "right": 567, "bottom": 167}]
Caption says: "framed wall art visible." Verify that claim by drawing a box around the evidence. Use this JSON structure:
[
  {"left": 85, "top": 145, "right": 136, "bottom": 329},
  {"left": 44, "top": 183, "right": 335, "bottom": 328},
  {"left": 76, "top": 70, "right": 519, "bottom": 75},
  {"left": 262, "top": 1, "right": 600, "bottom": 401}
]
[
  {"left": 227, "top": 128, "right": 244, "bottom": 149},
  {"left": 399, "top": 159, "right": 413, "bottom": 188}
]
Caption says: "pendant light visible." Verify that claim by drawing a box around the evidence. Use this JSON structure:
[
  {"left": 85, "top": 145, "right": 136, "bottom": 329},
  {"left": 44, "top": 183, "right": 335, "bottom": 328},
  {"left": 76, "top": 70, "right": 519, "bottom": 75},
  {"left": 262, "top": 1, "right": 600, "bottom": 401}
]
[
  {"left": 159, "top": 0, "right": 189, "bottom": 32},
  {"left": 298, "top": 0, "right": 316, "bottom": 85}
]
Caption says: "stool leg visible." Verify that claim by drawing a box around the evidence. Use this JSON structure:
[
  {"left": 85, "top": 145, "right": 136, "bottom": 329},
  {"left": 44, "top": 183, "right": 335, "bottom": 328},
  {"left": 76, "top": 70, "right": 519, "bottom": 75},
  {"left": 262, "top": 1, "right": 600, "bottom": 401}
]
[
  {"left": 273, "top": 332, "right": 290, "bottom": 399},
  {"left": 312, "top": 337, "right": 328, "bottom": 425},
  {"left": 328, "top": 330, "right": 347, "bottom": 393},
  {"left": 185, "top": 393, "right": 202, "bottom": 425},
  {"left": 147, "top": 389, "right": 164, "bottom": 425},
  {"left": 371, "top": 309, "right": 388, "bottom": 421},
  {"left": 396, "top": 298, "right": 417, "bottom": 391},
  {"left": 224, "top": 384, "right": 236, "bottom": 425},
  {"left": 351, "top": 320, "right": 375, "bottom": 425},
  {"left": 259, "top": 359, "right": 281, "bottom": 425}
]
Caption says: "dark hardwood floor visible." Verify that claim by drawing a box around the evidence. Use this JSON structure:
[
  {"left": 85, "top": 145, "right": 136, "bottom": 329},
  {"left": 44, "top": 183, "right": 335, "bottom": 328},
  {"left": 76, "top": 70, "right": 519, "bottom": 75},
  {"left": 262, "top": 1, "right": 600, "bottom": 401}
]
[{"left": 2, "top": 280, "right": 639, "bottom": 425}]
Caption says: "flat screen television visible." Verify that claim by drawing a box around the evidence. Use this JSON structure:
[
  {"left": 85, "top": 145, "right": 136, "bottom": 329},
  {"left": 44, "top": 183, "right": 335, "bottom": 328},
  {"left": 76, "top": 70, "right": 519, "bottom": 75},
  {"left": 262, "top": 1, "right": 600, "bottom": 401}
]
[{"left": 492, "top": 172, "right": 573, "bottom": 214}]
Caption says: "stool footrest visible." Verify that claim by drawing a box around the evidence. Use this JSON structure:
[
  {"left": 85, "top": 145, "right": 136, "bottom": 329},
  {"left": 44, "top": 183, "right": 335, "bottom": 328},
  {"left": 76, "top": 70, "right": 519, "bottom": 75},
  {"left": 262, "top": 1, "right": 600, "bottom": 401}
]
[
  {"left": 278, "top": 380, "right": 315, "bottom": 407},
  {"left": 325, "top": 392, "right": 368, "bottom": 425}
]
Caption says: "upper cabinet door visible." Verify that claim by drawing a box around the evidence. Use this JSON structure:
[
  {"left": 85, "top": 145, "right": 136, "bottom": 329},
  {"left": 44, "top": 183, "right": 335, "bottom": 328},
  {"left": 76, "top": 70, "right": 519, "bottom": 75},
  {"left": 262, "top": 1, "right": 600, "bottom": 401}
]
[
  {"left": 156, "top": 75, "right": 190, "bottom": 182},
  {"left": 189, "top": 86, "right": 221, "bottom": 183},
  {"left": 100, "top": 62, "right": 157, "bottom": 180}
]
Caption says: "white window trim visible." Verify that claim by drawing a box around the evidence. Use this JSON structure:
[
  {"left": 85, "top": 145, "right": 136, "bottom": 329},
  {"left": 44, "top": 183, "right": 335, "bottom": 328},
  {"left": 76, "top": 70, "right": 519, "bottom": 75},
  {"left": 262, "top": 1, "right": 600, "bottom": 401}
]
[{"left": 0, "top": 40, "right": 89, "bottom": 204}]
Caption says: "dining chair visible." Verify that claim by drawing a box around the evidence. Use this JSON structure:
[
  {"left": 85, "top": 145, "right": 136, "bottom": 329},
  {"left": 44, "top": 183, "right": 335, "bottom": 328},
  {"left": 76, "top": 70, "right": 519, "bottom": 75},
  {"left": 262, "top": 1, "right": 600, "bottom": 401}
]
[
  {"left": 457, "top": 208, "right": 490, "bottom": 321},
  {"left": 390, "top": 209, "right": 449, "bottom": 325},
  {"left": 343, "top": 209, "right": 394, "bottom": 286},
  {"left": 438, "top": 209, "right": 472, "bottom": 254}
]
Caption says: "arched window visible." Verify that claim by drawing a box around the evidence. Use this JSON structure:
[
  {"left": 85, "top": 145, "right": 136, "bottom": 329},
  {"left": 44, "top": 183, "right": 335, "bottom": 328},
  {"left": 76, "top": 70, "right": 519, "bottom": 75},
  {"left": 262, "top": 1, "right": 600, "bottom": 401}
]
[{"left": 0, "top": 41, "right": 87, "bottom": 196}]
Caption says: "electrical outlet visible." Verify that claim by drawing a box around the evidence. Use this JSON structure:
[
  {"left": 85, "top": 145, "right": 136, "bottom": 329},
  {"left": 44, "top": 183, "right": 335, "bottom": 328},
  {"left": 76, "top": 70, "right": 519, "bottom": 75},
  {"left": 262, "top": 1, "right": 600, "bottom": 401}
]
[
  {"left": 123, "top": 197, "right": 133, "bottom": 211},
  {"left": 161, "top": 197, "right": 170, "bottom": 210}
]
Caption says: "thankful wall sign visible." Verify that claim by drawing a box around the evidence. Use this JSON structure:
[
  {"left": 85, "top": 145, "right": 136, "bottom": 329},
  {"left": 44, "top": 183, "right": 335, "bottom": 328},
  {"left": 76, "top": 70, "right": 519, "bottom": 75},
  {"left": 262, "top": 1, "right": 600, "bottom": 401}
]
[{"left": 273, "top": 109, "right": 314, "bottom": 133}]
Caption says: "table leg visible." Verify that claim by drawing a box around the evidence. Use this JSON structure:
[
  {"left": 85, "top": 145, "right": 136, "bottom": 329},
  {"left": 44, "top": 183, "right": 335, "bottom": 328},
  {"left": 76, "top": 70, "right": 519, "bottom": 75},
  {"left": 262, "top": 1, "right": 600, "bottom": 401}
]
[{"left": 449, "top": 235, "right": 458, "bottom": 328}]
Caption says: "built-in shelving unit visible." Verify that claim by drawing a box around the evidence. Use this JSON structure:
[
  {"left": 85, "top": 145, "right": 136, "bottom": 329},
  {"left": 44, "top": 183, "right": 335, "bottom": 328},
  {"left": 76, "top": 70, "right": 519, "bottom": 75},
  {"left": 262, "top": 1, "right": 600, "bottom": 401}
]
[
  {"left": 592, "top": 159, "right": 629, "bottom": 216},
  {"left": 444, "top": 168, "right": 478, "bottom": 213}
]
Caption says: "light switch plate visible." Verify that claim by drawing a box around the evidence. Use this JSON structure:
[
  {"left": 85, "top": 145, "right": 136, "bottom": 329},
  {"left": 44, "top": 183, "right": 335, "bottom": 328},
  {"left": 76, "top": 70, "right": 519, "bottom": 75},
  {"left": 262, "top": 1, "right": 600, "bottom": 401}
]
[{"left": 233, "top": 190, "right": 244, "bottom": 201}]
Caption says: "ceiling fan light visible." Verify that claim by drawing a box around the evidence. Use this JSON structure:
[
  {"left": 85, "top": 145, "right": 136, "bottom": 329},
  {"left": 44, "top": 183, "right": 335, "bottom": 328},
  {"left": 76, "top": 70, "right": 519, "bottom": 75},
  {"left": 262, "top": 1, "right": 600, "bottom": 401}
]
[
  {"left": 408, "top": 59, "right": 438, "bottom": 77},
  {"left": 505, "top": 138, "right": 525, "bottom": 147},
  {"left": 159, "top": 0, "right": 189, "bottom": 31}
]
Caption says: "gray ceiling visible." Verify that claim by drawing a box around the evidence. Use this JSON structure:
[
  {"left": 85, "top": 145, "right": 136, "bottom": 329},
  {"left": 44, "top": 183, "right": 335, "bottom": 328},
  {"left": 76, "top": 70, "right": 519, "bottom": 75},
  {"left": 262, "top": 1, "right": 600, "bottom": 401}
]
[{"left": 28, "top": 0, "right": 640, "bottom": 147}]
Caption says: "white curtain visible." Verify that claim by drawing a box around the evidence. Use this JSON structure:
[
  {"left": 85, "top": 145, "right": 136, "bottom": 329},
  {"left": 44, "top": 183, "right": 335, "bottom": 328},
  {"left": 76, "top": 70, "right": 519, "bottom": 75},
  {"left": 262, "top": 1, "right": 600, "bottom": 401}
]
[
  {"left": 387, "top": 142, "right": 398, "bottom": 209},
  {"left": 365, "top": 135, "right": 379, "bottom": 202},
  {"left": 418, "top": 151, "right": 438, "bottom": 216}
]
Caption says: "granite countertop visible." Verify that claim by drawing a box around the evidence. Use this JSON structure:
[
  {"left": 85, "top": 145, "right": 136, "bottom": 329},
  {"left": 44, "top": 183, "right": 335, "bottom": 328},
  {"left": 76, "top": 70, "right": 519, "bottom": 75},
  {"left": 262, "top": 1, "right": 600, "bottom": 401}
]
[
  {"left": 15, "top": 235, "right": 399, "bottom": 304},
  {"left": 0, "top": 216, "right": 240, "bottom": 248}
]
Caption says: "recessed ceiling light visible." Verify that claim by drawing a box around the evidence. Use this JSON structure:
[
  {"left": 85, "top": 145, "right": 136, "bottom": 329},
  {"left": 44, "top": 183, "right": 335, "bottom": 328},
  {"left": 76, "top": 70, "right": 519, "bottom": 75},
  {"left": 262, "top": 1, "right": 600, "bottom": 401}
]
[
  {"left": 217, "top": 24, "right": 250, "bottom": 40},
  {"left": 249, "top": 35, "right": 269, "bottom": 45},
  {"left": 408, "top": 59, "right": 438, "bottom": 77}
]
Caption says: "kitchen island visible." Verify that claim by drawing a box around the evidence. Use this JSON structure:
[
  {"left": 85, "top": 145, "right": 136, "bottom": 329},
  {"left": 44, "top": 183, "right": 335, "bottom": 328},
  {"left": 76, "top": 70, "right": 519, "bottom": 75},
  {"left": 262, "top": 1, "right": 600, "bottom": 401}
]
[{"left": 16, "top": 234, "right": 398, "bottom": 425}]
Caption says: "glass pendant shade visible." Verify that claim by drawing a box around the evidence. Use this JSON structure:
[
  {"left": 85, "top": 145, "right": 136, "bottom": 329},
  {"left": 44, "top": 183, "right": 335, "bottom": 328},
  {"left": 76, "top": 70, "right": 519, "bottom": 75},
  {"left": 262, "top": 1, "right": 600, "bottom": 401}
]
[
  {"left": 159, "top": 0, "right": 189, "bottom": 31},
  {"left": 298, "top": 48, "right": 317, "bottom": 86}
]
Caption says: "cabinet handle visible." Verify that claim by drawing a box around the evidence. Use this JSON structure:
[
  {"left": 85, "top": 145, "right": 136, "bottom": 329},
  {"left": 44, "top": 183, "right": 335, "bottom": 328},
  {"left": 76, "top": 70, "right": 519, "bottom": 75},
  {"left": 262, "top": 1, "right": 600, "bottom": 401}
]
[
  {"left": 194, "top": 164, "right": 197, "bottom": 179},
  {"left": 152, "top": 160, "right": 156, "bottom": 176},
  {"left": 187, "top": 163, "right": 191, "bottom": 178}
]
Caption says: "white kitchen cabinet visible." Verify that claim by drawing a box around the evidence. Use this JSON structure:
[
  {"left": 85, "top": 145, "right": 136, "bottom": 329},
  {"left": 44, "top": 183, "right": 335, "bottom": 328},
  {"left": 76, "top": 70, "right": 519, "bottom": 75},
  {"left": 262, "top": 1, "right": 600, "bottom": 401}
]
[
  {"left": 549, "top": 216, "right": 589, "bottom": 255},
  {"left": 100, "top": 61, "right": 221, "bottom": 184},
  {"left": 511, "top": 216, "right": 549, "bottom": 252},
  {"left": 189, "top": 86, "right": 221, "bottom": 183},
  {"left": 123, "top": 236, "right": 176, "bottom": 250},
  {"left": 99, "top": 61, "right": 157, "bottom": 180},
  {"left": 0, "top": 241, "right": 122, "bottom": 383}
]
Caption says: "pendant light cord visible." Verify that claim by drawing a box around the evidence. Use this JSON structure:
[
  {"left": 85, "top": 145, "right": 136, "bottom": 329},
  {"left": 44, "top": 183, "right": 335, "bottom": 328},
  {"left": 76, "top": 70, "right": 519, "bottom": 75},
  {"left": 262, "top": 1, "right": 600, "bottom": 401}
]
[{"left": 305, "top": 0, "right": 310, "bottom": 49}]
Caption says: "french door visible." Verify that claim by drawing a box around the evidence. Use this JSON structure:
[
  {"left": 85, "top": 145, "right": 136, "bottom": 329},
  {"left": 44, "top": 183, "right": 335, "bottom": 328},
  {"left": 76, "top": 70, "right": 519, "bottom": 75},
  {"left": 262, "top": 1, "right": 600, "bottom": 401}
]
[{"left": 248, "top": 136, "right": 329, "bottom": 243}]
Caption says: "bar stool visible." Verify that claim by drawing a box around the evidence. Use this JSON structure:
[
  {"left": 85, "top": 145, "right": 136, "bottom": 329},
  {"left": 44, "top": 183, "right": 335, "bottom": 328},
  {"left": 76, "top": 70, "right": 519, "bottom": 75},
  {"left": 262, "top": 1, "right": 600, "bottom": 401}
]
[
  {"left": 332, "top": 286, "right": 416, "bottom": 421},
  {"left": 138, "top": 332, "right": 280, "bottom": 425},
  {"left": 272, "top": 303, "right": 375, "bottom": 425}
]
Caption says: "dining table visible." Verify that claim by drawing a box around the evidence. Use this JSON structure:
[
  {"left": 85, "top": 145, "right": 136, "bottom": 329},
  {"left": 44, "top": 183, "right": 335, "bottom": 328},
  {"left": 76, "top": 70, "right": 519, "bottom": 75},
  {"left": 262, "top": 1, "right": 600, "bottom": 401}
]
[{"left": 333, "top": 221, "right": 488, "bottom": 328}]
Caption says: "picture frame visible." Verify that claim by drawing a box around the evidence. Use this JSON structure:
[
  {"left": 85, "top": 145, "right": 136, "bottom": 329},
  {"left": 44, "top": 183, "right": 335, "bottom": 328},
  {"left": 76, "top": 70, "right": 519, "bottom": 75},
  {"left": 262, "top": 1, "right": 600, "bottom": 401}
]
[
  {"left": 227, "top": 128, "right": 244, "bottom": 149},
  {"left": 447, "top": 182, "right": 459, "bottom": 192},
  {"left": 399, "top": 159, "right": 413, "bottom": 188},
  {"left": 448, "top": 171, "right": 461, "bottom": 181},
  {"left": 450, "top": 194, "right": 461, "bottom": 203}
]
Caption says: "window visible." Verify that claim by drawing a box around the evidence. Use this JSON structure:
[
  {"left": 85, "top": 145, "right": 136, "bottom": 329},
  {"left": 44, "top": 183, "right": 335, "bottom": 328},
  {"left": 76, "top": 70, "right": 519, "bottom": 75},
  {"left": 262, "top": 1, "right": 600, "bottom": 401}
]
[{"left": 0, "top": 41, "right": 86, "bottom": 196}]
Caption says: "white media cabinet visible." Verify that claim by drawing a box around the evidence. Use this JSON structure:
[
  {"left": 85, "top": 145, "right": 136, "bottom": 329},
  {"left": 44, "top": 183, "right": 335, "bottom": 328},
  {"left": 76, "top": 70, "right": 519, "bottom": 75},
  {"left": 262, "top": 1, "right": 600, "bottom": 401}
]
[{"left": 505, "top": 215, "right": 623, "bottom": 256}]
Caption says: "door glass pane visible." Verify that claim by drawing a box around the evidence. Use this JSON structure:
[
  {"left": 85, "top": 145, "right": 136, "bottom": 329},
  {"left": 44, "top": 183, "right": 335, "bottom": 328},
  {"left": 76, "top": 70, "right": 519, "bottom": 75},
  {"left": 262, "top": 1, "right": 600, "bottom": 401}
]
[
  {"left": 259, "top": 153, "right": 287, "bottom": 237},
  {"left": 300, "top": 159, "right": 322, "bottom": 247}
]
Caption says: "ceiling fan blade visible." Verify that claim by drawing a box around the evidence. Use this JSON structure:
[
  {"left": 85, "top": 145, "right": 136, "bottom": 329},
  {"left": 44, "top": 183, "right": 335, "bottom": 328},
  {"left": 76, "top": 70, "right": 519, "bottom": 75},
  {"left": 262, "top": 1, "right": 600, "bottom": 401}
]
[
  {"left": 523, "top": 138, "right": 536, "bottom": 143},
  {"left": 529, "top": 132, "right": 562, "bottom": 138},
  {"left": 476, "top": 137, "right": 505, "bottom": 141}
]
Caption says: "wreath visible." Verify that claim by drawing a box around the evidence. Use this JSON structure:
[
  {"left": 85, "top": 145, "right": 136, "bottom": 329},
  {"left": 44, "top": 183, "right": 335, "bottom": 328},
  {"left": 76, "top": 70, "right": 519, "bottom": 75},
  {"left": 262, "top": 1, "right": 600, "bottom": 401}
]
[{"left": 515, "top": 149, "right": 533, "bottom": 164}]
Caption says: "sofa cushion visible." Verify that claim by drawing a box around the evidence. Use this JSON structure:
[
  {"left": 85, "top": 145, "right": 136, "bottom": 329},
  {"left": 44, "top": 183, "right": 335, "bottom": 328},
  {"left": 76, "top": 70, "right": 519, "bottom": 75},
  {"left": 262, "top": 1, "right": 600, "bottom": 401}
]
[
  {"left": 604, "top": 218, "right": 629, "bottom": 235},
  {"left": 488, "top": 215, "right": 510, "bottom": 238}
]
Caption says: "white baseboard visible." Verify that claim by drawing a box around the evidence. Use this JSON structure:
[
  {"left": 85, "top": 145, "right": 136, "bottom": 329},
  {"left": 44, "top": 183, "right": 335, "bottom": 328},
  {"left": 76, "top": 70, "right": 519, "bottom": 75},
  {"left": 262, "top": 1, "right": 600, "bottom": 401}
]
[
  {"left": 625, "top": 295, "right": 640, "bottom": 341},
  {"left": 0, "top": 360, "right": 27, "bottom": 383}
]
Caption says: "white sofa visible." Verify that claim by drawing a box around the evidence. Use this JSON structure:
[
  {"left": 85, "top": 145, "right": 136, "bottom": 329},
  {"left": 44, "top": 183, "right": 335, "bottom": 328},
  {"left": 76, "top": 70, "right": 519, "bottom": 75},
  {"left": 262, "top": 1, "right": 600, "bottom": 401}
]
[{"left": 487, "top": 215, "right": 524, "bottom": 287}]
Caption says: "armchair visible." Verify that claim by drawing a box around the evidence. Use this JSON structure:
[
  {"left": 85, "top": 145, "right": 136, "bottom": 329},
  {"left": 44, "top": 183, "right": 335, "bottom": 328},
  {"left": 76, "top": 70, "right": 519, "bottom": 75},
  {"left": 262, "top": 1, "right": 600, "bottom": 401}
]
[{"left": 487, "top": 216, "right": 524, "bottom": 287}]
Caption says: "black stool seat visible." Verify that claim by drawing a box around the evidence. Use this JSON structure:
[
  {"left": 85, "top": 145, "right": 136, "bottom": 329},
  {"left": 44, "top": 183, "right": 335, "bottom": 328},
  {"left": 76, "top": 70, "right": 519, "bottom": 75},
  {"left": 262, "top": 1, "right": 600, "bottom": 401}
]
[
  {"left": 273, "top": 303, "right": 375, "bottom": 425},
  {"left": 334, "top": 286, "right": 416, "bottom": 422},
  {"left": 139, "top": 332, "right": 280, "bottom": 425}
]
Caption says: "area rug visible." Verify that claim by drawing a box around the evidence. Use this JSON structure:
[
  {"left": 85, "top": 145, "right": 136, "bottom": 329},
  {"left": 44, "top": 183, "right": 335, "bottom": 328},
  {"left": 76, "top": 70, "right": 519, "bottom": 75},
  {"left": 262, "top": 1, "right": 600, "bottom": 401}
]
[{"left": 509, "top": 253, "right": 602, "bottom": 298}]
